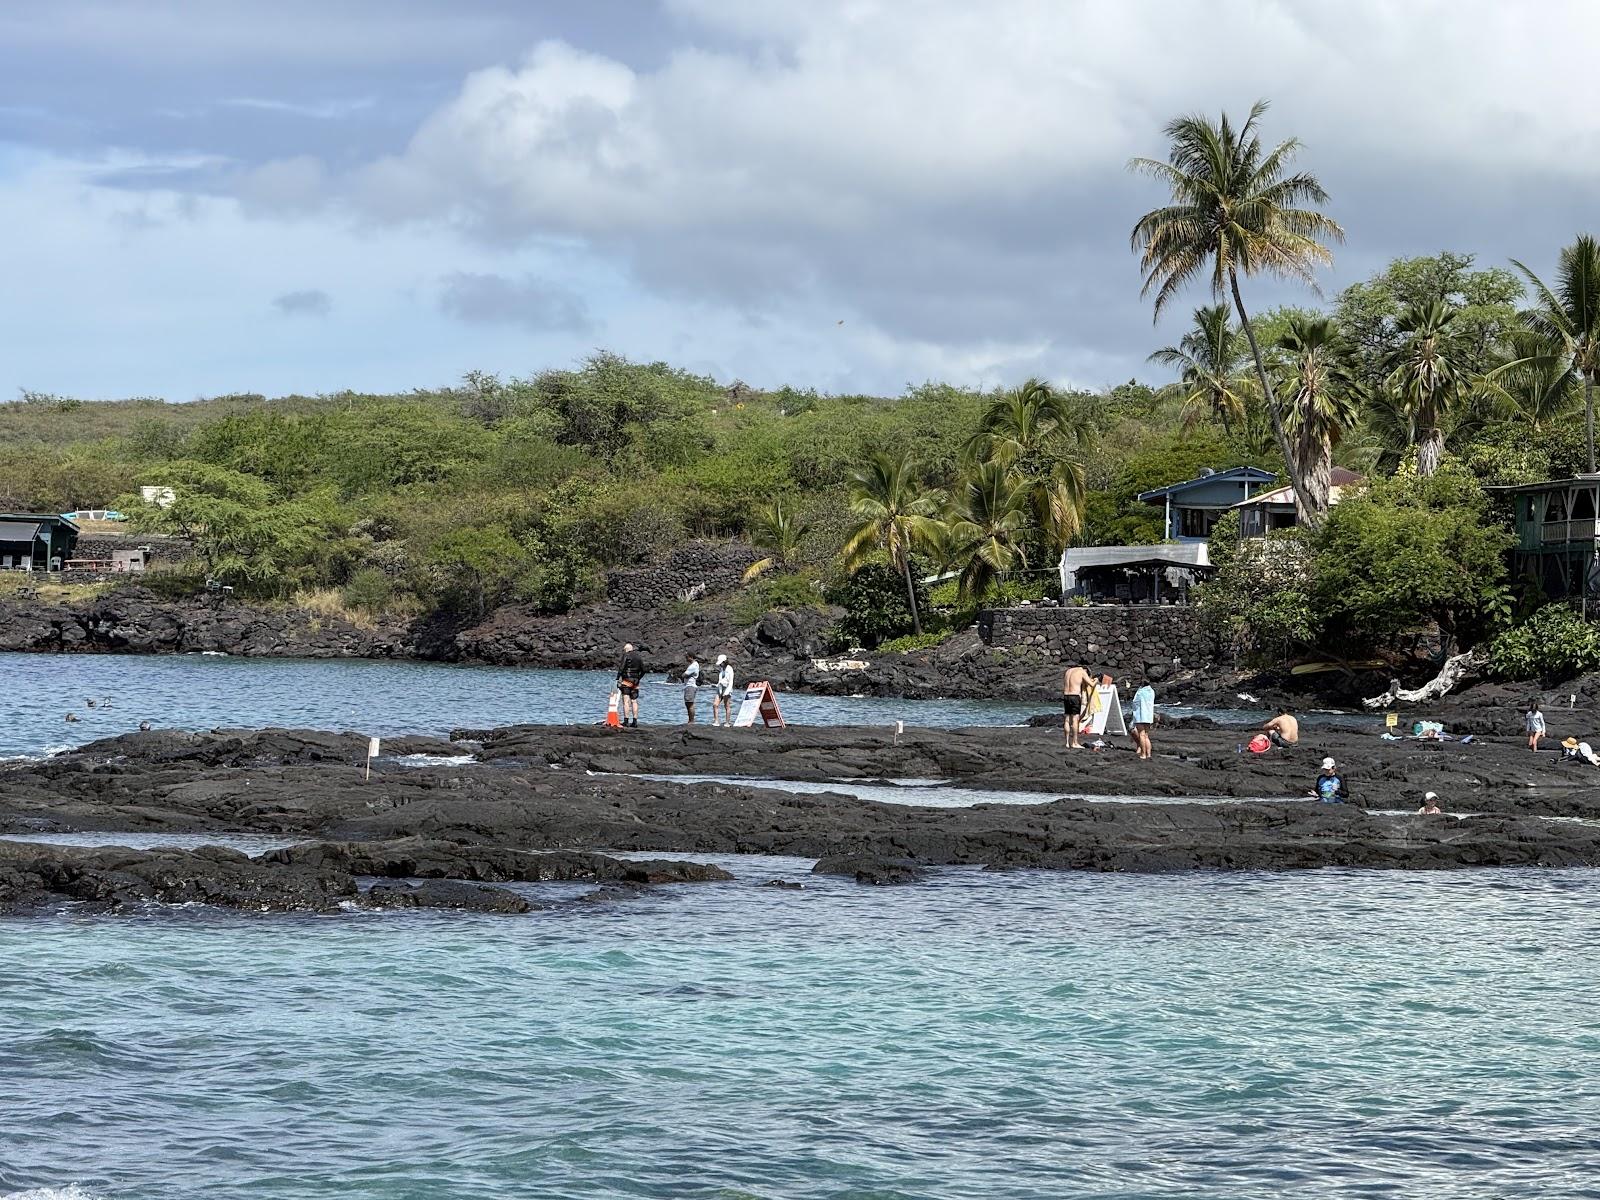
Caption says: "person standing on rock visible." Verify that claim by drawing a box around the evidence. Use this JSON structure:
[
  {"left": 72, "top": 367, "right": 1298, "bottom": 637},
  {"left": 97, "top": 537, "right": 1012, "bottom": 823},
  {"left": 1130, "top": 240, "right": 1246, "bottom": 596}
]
[
  {"left": 616, "top": 642, "right": 645, "bottom": 728},
  {"left": 1130, "top": 678, "right": 1155, "bottom": 760},
  {"left": 682, "top": 653, "right": 701, "bottom": 724},
  {"left": 1062, "top": 663, "right": 1094, "bottom": 749},
  {"left": 1312, "top": 757, "right": 1348, "bottom": 803},
  {"left": 713, "top": 654, "right": 735, "bottom": 726},
  {"left": 1526, "top": 701, "right": 1545, "bottom": 752}
]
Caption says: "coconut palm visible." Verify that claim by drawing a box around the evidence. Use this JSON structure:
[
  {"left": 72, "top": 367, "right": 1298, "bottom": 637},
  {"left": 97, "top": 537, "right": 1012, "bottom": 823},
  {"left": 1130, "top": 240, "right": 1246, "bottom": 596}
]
[
  {"left": 1129, "top": 100, "right": 1344, "bottom": 527},
  {"left": 966, "top": 378, "right": 1088, "bottom": 555},
  {"left": 1276, "top": 315, "right": 1360, "bottom": 513},
  {"left": 742, "top": 497, "right": 810, "bottom": 581},
  {"left": 1147, "top": 304, "right": 1253, "bottom": 434},
  {"left": 839, "top": 450, "right": 942, "bottom": 634},
  {"left": 1511, "top": 235, "right": 1600, "bottom": 471},
  {"left": 1479, "top": 330, "right": 1582, "bottom": 431},
  {"left": 1384, "top": 299, "right": 1472, "bottom": 476},
  {"left": 946, "top": 460, "right": 1034, "bottom": 603}
]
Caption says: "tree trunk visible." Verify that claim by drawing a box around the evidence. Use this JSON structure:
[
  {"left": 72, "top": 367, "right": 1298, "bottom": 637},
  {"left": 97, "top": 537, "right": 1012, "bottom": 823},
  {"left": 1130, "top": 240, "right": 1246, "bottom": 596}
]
[
  {"left": 1588, "top": 374, "right": 1596, "bottom": 474},
  {"left": 1362, "top": 651, "right": 1479, "bottom": 709},
  {"left": 1416, "top": 428, "right": 1444, "bottom": 477},
  {"left": 1229, "top": 270, "right": 1322, "bottom": 530},
  {"left": 900, "top": 552, "right": 922, "bottom": 636},
  {"left": 1302, "top": 433, "right": 1332, "bottom": 516}
]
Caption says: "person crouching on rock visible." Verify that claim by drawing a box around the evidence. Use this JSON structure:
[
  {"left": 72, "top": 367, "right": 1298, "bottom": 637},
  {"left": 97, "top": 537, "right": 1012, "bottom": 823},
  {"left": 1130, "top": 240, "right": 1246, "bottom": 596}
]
[
  {"left": 616, "top": 642, "right": 645, "bottom": 728},
  {"left": 1263, "top": 707, "right": 1299, "bottom": 748},
  {"left": 1311, "top": 756, "right": 1348, "bottom": 803},
  {"left": 1062, "top": 663, "right": 1094, "bottom": 749},
  {"left": 682, "top": 652, "right": 700, "bottom": 725}
]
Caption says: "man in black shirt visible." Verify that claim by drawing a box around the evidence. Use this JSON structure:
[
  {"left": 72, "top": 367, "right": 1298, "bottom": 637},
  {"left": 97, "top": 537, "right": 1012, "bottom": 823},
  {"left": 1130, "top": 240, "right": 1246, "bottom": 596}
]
[{"left": 616, "top": 643, "right": 646, "bottom": 727}]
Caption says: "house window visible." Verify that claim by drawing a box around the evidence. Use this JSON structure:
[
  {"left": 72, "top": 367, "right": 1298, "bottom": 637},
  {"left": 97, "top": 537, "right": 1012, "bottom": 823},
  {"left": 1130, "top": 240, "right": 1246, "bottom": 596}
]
[{"left": 1179, "top": 507, "right": 1220, "bottom": 538}]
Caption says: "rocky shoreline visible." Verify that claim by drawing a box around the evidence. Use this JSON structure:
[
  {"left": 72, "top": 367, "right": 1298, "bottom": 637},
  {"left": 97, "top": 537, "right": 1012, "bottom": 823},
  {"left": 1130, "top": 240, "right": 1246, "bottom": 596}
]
[{"left": 4, "top": 722, "right": 1600, "bottom": 917}]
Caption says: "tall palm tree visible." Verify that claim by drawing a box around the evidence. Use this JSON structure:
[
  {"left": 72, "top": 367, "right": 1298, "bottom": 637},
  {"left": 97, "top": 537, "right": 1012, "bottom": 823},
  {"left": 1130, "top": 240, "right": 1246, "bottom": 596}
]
[
  {"left": 1511, "top": 235, "right": 1600, "bottom": 471},
  {"left": 1384, "top": 299, "right": 1470, "bottom": 476},
  {"left": 839, "top": 450, "right": 942, "bottom": 634},
  {"left": 1276, "top": 315, "right": 1359, "bottom": 513},
  {"left": 742, "top": 497, "right": 810, "bottom": 581},
  {"left": 1479, "top": 330, "right": 1582, "bottom": 431},
  {"left": 966, "top": 378, "right": 1088, "bottom": 556},
  {"left": 946, "top": 461, "right": 1034, "bottom": 603},
  {"left": 1147, "top": 304, "right": 1252, "bottom": 434},
  {"left": 1129, "top": 100, "right": 1344, "bottom": 527}
]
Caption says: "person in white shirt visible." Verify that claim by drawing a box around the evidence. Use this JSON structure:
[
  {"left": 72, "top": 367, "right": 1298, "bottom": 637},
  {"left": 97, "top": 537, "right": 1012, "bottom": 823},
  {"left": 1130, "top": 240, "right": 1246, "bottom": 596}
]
[
  {"left": 682, "top": 653, "right": 700, "bottom": 724},
  {"left": 712, "top": 654, "right": 735, "bottom": 726}
]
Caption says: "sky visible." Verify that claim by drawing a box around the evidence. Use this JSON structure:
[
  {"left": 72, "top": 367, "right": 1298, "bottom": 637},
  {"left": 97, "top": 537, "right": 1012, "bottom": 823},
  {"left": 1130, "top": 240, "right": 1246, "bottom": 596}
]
[{"left": 4, "top": 0, "right": 1599, "bottom": 402}]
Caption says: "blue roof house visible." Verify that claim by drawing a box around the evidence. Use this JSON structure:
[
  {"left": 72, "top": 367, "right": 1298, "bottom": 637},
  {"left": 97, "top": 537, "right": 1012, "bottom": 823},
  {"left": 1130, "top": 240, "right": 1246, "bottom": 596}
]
[{"left": 1138, "top": 466, "right": 1277, "bottom": 543}]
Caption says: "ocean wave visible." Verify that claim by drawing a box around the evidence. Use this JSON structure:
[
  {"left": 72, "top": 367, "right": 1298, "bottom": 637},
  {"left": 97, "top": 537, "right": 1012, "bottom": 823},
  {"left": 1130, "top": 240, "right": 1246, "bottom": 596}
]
[
  {"left": 387, "top": 753, "right": 477, "bottom": 768},
  {"left": 3, "top": 1186, "right": 105, "bottom": 1200}
]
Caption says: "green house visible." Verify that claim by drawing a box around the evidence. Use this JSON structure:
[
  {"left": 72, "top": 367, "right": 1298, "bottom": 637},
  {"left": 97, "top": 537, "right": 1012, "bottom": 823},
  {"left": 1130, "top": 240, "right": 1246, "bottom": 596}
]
[
  {"left": 1489, "top": 477, "right": 1600, "bottom": 598},
  {"left": 0, "top": 513, "right": 79, "bottom": 572}
]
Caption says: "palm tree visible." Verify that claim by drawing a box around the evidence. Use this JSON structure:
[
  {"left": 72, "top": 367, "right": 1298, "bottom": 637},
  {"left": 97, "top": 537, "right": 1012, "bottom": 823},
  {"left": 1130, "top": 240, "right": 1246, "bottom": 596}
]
[
  {"left": 1129, "top": 100, "right": 1344, "bottom": 527},
  {"left": 1511, "top": 235, "right": 1600, "bottom": 471},
  {"left": 1276, "top": 315, "right": 1359, "bottom": 513},
  {"left": 1147, "top": 304, "right": 1252, "bottom": 434},
  {"left": 966, "top": 378, "right": 1088, "bottom": 556},
  {"left": 839, "top": 450, "right": 942, "bottom": 634},
  {"left": 1384, "top": 299, "right": 1470, "bottom": 476},
  {"left": 742, "top": 497, "right": 810, "bottom": 581},
  {"left": 946, "top": 461, "right": 1034, "bottom": 603},
  {"left": 1479, "top": 330, "right": 1582, "bottom": 431}
]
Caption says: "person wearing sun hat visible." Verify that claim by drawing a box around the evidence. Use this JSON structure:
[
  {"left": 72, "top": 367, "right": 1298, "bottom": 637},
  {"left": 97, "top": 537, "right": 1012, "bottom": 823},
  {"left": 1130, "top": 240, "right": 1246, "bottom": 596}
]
[
  {"left": 1418, "top": 791, "right": 1443, "bottom": 815},
  {"left": 1311, "top": 756, "right": 1347, "bottom": 803}
]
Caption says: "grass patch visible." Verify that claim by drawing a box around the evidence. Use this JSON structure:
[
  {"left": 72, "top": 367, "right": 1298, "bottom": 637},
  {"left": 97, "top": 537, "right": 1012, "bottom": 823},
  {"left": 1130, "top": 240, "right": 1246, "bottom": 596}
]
[
  {"left": 0, "top": 574, "right": 115, "bottom": 603},
  {"left": 292, "top": 588, "right": 377, "bottom": 630},
  {"left": 878, "top": 629, "right": 954, "bottom": 654}
]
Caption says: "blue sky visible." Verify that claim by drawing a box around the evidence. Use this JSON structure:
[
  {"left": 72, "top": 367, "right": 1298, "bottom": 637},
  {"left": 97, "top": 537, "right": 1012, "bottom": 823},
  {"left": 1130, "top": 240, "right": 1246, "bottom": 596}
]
[{"left": 4, "top": 0, "right": 1598, "bottom": 400}]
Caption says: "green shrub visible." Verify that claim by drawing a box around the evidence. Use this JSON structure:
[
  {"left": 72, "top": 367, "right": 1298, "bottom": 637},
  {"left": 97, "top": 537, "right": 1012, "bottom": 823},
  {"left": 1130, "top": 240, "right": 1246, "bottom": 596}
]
[
  {"left": 730, "top": 571, "right": 823, "bottom": 626},
  {"left": 879, "top": 629, "right": 954, "bottom": 653},
  {"left": 341, "top": 568, "right": 395, "bottom": 615},
  {"left": 1486, "top": 605, "right": 1600, "bottom": 682},
  {"left": 827, "top": 561, "right": 927, "bottom": 648}
]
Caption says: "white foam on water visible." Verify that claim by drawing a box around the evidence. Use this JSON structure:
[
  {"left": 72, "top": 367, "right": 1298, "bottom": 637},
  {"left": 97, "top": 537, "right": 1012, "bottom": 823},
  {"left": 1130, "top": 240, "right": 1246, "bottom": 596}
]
[
  {"left": 387, "top": 753, "right": 477, "bottom": 768},
  {"left": 4, "top": 1187, "right": 106, "bottom": 1200}
]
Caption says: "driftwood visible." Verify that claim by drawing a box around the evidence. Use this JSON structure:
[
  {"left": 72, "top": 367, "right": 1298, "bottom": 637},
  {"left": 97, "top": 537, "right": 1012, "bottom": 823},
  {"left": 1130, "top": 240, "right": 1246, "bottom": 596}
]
[{"left": 1362, "top": 651, "right": 1480, "bottom": 710}]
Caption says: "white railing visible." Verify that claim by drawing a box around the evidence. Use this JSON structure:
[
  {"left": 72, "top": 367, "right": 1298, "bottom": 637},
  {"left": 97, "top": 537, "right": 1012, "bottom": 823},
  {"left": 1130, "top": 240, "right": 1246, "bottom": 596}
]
[{"left": 1541, "top": 519, "right": 1600, "bottom": 545}]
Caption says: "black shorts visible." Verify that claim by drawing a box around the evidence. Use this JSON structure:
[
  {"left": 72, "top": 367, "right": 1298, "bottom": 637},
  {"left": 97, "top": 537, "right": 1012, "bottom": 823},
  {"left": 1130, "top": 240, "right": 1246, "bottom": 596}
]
[
  {"left": 1063, "top": 695, "right": 1083, "bottom": 717},
  {"left": 619, "top": 681, "right": 640, "bottom": 699}
]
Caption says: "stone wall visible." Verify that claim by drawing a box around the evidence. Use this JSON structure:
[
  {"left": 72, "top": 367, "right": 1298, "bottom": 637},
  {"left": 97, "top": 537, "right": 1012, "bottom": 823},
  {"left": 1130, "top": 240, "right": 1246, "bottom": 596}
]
[
  {"left": 73, "top": 533, "right": 192, "bottom": 564},
  {"left": 605, "top": 540, "right": 762, "bottom": 610},
  {"left": 978, "top": 605, "right": 1219, "bottom": 679}
]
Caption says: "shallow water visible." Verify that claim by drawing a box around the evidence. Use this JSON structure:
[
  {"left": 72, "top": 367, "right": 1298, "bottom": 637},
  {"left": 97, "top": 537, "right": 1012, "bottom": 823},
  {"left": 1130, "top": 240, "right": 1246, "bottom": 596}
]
[
  {"left": 626, "top": 772, "right": 1295, "bottom": 808},
  {"left": 0, "top": 832, "right": 301, "bottom": 856},
  {"left": 0, "top": 652, "right": 1042, "bottom": 760},
  {"left": 4, "top": 867, "right": 1600, "bottom": 1199}
]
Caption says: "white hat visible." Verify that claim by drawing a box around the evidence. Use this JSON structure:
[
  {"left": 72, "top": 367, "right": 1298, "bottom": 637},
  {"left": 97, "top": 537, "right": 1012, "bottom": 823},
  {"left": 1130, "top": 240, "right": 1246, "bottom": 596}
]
[
  {"left": 1320, "top": 757, "right": 1336, "bottom": 770},
  {"left": 716, "top": 654, "right": 727, "bottom": 665},
  {"left": 1424, "top": 791, "right": 1438, "bottom": 801}
]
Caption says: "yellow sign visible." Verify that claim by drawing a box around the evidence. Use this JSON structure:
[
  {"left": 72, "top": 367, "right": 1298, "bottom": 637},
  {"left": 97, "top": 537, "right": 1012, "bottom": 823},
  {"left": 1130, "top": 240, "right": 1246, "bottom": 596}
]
[{"left": 1385, "top": 713, "right": 1399, "bottom": 728}]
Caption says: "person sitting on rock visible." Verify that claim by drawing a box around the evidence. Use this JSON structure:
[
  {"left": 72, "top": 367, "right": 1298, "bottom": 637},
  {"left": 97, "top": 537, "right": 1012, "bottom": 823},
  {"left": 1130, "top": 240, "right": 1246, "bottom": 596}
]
[
  {"left": 1311, "top": 757, "right": 1347, "bottom": 803},
  {"left": 1263, "top": 707, "right": 1299, "bottom": 748}
]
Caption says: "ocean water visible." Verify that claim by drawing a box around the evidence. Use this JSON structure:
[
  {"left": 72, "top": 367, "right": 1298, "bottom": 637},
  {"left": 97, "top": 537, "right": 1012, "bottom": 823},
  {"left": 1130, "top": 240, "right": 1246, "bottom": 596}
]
[
  {"left": 4, "top": 864, "right": 1600, "bottom": 1199},
  {"left": 0, "top": 652, "right": 1042, "bottom": 761}
]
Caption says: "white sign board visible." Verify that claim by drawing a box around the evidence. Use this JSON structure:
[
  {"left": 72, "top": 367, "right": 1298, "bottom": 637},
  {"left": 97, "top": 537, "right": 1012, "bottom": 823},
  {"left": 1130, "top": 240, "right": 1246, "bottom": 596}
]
[
  {"left": 1084, "top": 685, "right": 1127, "bottom": 737},
  {"left": 733, "top": 684, "right": 766, "bottom": 728}
]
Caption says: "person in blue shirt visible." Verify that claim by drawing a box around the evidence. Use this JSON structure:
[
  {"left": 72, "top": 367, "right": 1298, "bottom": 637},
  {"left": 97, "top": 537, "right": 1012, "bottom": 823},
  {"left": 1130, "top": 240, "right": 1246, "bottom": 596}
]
[
  {"left": 1312, "top": 756, "right": 1348, "bottom": 803},
  {"left": 1130, "top": 680, "right": 1155, "bottom": 760}
]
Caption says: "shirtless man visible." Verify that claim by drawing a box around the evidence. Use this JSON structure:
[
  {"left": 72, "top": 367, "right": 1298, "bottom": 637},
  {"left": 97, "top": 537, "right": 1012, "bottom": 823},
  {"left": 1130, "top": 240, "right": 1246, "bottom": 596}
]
[
  {"left": 1062, "top": 664, "right": 1095, "bottom": 748},
  {"left": 1263, "top": 708, "right": 1299, "bottom": 748}
]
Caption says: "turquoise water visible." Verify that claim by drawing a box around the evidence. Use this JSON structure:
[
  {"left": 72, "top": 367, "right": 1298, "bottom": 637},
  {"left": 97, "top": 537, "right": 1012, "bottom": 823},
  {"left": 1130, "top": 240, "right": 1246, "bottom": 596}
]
[
  {"left": 4, "top": 864, "right": 1600, "bottom": 1199},
  {"left": 0, "top": 652, "right": 1042, "bottom": 760}
]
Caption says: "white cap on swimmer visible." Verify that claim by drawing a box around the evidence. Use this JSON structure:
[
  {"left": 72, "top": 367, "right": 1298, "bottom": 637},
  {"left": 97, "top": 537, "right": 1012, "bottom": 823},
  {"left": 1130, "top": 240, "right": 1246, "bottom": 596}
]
[
  {"left": 716, "top": 654, "right": 727, "bottom": 665},
  {"left": 1320, "top": 757, "right": 1336, "bottom": 770}
]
